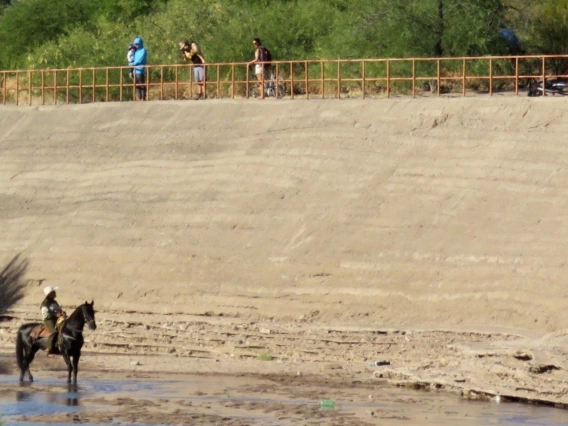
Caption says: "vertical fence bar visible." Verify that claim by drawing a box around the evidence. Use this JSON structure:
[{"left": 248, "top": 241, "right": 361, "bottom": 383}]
[
  {"left": 105, "top": 68, "right": 109, "bottom": 102},
  {"left": 362, "top": 61, "right": 366, "bottom": 99},
  {"left": 66, "top": 70, "right": 70, "bottom": 104},
  {"left": 41, "top": 70, "right": 45, "bottom": 105},
  {"left": 174, "top": 66, "right": 179, "bottom": 100},
  {"left": 386, "top": 60, "right": 391, "bottom": 98},
  {"left": 92, "top": 68, "right": 96, "bottom": 103},
  {"left": 160, "top": 66, "right": 164, "bottom": 100},
  {"left": 337, "top": 60, "right": 341, "bottom": 99},
  {"left": 231, "top": 64, "right": 235, "bottom": 99},
  {"left": 53, "top": 70, "right": 57, "bottom": 105},
  {"left": 304, "top": 61, "right": 309, "bottom": 99},
  {"left": 2, "top": 71, "right": 6, "bottom": 104},
  {"left": 290, "top": 62, "right": 294, "bottom": 100},
  {"left": 514, "top": 57, "right": 519, "bottom": 96},
  {"left": 462, "top": 58, "right": 466, "bottom": 97},
  {"left": 320, "top": 61, "right": 324, "bottom": 99},
  {"left": 436, "top": 59, "right": 441, "bottom": 96},
  {"left": 16, "top": 72, "right": 20, "bottom": 105},
  {"left": 79, "top": 70, "right": 83, "bottom": 104},
  {"left": 542, "top": 56, "right": 546, "bottom": 96},
  {"left": 489, "top": 58, "right": 493, "bottom": 96},
  {"left": 216, "top": 64, "right": 220, "bottom": 99},
  {"left": 412, "top": 59, "right": 416, "bottom": 98},
  {"left": 28, "top": 71, "right": 32, "bottom": 106},
  {"left": 189, "top": 65, "right": 193, "bottom": 99},
  {"left": 246, "top": 64, "right": 250, "bottom": 99},
  {"left": 118, "top": 68, "right": 124, "bottom": 102}
]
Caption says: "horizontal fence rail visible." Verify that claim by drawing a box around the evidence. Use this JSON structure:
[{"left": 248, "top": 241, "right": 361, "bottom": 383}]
[{"left": 1, "top": 55, "right": 568, "bottom": 105}]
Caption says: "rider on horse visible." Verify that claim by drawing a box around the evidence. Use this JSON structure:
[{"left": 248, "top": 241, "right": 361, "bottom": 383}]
[{"left": 40, "top": 286, "right": 64, "bottom": 354}]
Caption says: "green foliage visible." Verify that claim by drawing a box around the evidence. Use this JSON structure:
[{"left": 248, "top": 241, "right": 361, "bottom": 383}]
[
  {"left": 258, "top": 352, "right": 272, "bottom": 361},
  {"left": 0, "top": 0, "right": 565, "bottom": 71},
  {"left": 532, "top": 0, "right": 568, "bottom": 54},
  {"left": 0, "top": 0, "right": 101, "bottom": 69}
]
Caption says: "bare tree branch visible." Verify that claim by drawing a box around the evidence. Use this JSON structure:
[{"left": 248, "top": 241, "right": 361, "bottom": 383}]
[
  {"left": 0, "top": 254, "right": 27, "bottom": 315},
  {"left": 0, "top": 253, "right": 28, "bottom": 374}
]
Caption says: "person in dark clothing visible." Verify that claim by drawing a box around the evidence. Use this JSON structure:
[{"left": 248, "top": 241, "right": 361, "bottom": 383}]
[
  {"left": 40, "top": 286, "right": 61, "bottom": 354},
  {"left": 499, "top": 25, "right": 522, "bottom": 56}
]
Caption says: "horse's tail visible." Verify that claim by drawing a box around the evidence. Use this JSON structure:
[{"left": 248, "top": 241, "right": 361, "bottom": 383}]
[{"left": 16, "top": 326, "right": 25, "bottom": 371}]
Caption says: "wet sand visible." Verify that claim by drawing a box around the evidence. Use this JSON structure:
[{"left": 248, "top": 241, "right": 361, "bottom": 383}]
[{"left": 2, "top": 366, "right": 568, "bottom": 426}]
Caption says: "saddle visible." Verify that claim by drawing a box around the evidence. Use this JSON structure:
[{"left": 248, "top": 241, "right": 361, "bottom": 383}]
[
  {"left": 31, "top": 311, "right": 67, "bottom": 342},
  {"left": 30, "top": 324, "right": 52, "bottom": 341}
]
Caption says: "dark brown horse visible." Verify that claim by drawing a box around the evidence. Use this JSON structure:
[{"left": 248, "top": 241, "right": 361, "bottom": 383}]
[{"left": 16, "top": 301, "right": 96, "bottom": 383}]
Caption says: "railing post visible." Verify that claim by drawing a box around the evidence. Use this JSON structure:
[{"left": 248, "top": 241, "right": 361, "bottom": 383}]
[
  {"left": 231, "top": 64, "right": 235, "bottom": 99},
  {"left": 337, "top": 60, "right": 341, "bottom": 99},
  {"left": 189, "top": 64, "right": 193, "bottom": 99},
  {"left": 515, "top": 56, "right": 519, "bottom": 96},
  {"left": 160, "top": 66, "right": 164, "bottom": 100},
  {"left": 542, "top": 56, "right": 546, "bottom": 97},
  {"left": 174, "top": 66, "right": 179, "bottom": 100},
  {"left": 16, "top": 72, "right": 20, "bottom": 105},
  {"left": 436, "top": 59, "right": 441, "bottom": 96},
  {"left": 66, "top": 70, "right": 70, "bottom": 104},
  {"left": 120, "top": 68, "right": 124, "bottom": 102},
  {"left": 362, "top": 61, "right": 366, "bottom": 99},
  {"left": 412, "top": 59, "right": 416, "bottom": 98},
  {"left": 28, "top": 71, "right": 32, "bottom": 106},
  {"left": 305, "top": 61, "right": 309, "bottom": 99},
  {"left": 290, "top": 62, "right": 294, "bottom": 100},
  {"left": 2, "top": 71, "right": 6, "bottom": 104},
  {"left": 79, "top": 70, "right": 83, "bottom": 104},
  {"left": 462, "top": 58, "right": 466, "bottom": 97},
  {"left": 246, "top": 63, "right": 250, "bottom": 99},
  {"left": 489, "top": 58, "right": 493, "bottom": 96},
  {"left": 105, "top": 68, "right": 109, "bottom": 102},
  {"left": 217, "top": 64, "right": 220, "bottom": 99},
  {"left": 321, "top": 61, "right": 324, "bottom": 99},
  {"left": 41, "top": 70, "right": 45, "bottom": 105},
  {"left": 386, "top": 60, "right": 391, "bottom": 98},
  {"left": 92, "top": 68, "right": 96, "bottom": 103}
]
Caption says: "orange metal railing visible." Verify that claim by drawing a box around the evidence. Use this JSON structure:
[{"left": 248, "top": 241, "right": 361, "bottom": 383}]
[{"left": 1, "top": 55, "right": 568, "bottom": 105}]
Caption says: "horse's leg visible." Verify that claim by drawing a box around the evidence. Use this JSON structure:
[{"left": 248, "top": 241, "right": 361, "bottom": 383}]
[
  {"left": 26, "top": 345, "right": 40, "bottom": 382},
  {"left": 61, "top": 351, "right": 73, "bottom": 384},
  {"left": 72, "top": 351, "right": 81, "bottom": 384}
]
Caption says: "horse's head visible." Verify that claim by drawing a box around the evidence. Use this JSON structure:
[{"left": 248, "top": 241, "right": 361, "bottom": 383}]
[{"left": 81, "top": 300, "right": 97, "bottom": 331}]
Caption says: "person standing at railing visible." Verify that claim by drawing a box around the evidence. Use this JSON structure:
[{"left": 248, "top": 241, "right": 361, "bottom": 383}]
[
  {"left": 126, "top": 43, "right": 137, "bottom": 80},
  {"left": 129, "top": 36, "right": 147, "bottom": 101},
  {"left": 497, "top": 24, "right": 524, "bottom": 84},
  {"left": 249, "top": 38, "right": 272, "bottom": 99},
  {"left": 499, "top": 24, "right": 522, "bottom": 56},
  {"left": 179, "top": 40, "right": 206, "bottom": 100}
]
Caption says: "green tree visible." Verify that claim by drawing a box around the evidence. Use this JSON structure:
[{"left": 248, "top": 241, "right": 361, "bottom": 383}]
[
  {"left": 0, "top": 0, "right": 100, "bottom": 69},
  {"left": 343, "top": 0, "right": 510, "bottom": 58}
]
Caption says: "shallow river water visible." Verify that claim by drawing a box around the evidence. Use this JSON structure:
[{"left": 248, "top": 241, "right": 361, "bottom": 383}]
[{"left": 1, "top": 373, "right": 568, "bottom": 425}]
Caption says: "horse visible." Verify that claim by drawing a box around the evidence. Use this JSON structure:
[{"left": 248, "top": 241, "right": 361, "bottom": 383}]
[{"left": 16, "top": 300, "right": 96, "bottom": 383}]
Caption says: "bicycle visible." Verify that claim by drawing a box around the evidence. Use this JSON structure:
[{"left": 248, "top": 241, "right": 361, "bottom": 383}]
[{"left": 249, "top": 67, "right": 286, "bottom": 99}]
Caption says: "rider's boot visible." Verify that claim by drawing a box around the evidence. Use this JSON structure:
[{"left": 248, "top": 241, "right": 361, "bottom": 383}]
[{"left": 46, "top": 333, "right": 56, "bottom": 356}]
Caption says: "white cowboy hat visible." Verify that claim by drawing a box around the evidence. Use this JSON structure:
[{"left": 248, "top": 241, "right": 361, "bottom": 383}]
[{"left": 43, "top": 286, "right": 58, "bottom": 296}]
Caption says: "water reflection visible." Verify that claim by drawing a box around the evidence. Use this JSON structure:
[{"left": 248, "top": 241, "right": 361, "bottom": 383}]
[{"left": 2, "top": 374, "right": 568, "bottom": 426}]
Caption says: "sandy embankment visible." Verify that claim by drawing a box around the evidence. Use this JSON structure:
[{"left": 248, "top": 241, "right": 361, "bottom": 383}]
[{"left": 1, "top": 97, "right": 568, "bottom": 407}]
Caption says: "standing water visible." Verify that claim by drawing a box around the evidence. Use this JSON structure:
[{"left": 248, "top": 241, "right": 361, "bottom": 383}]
[{"left": 1, "top": 373, "right": 568, "bottom": 425}]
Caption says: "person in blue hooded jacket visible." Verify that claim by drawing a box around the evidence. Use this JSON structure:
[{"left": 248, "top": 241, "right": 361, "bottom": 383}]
[{"left": 129, "top": 36, "right": 147, "bottom": 101}]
